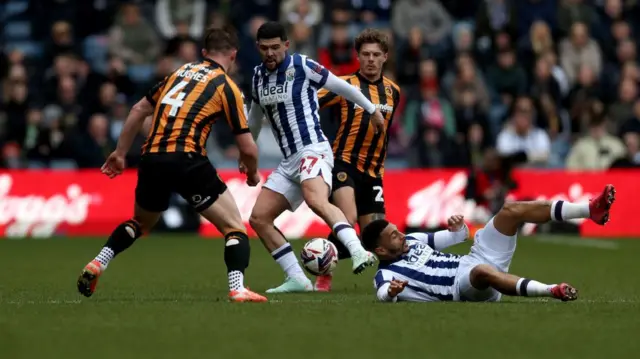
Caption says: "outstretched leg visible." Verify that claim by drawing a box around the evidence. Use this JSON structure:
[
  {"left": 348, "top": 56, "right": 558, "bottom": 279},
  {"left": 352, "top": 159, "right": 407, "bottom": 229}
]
[
  {"left": 77, "top": 203, "right": 156, "bottom": 297},
  {"left": 459, "top": 184, "right": 615, "bottom": 302},
  {"left": 469, "top": 264, "right": 578, "bottom": 301}
]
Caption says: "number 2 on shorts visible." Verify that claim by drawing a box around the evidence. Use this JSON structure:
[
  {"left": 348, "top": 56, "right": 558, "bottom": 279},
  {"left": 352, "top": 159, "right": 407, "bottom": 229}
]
[{"left": 299, "top": 156, "right": 318, "bottom": 175}]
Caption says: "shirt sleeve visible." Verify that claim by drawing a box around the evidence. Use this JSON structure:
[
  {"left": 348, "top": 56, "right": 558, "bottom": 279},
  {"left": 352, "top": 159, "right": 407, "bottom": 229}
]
[
  {"left": 248, "top": 100, "right": 265, "bottom": 140},
  {"left": 215, "top": 76, "right": 250, "bottom": 135},
  {"left": 323, "top": 72, "right": 376, "bottom": 114},
  {"left": 374, "top": 269, "right": 398, "bottom": 302},
  {"left": 302, "top": 57, "right": 329, "bottom": 88},
  {"left": 145, "top": 76, "right": 169, "bottom": 106},
  {"left": 407, "top": 227, "right": 469, "bottom": 251}
]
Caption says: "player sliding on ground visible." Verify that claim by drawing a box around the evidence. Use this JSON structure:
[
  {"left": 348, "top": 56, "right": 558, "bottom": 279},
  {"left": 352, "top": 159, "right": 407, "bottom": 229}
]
[
  {"left": 246, "top": 22, "right": 385, "bottom": 293},
  {"left": 314, "top": 29, "right": 400, "bottom": 292},
  {"left": 77, "top": 27, "right": 268, "bottom": 302},
  {"left": 361, "top": 185, "right": 615, "bottom": 303}
]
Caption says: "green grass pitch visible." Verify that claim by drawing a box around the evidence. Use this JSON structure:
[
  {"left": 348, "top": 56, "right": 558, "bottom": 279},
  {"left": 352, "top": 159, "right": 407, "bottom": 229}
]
[{"left": 1, "top": 235, "right": 639, "bottom": 359}]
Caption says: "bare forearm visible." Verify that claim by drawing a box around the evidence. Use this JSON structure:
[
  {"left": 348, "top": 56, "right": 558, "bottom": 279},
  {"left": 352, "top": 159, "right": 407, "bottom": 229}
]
[{"left": 116, "top": 99, "right": 154, "bottom": 154}]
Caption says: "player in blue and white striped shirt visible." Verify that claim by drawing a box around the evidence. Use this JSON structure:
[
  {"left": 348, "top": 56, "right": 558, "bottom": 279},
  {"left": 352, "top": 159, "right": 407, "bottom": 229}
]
[
  {"left": 245, "top": 22, "right": 387, "bottom": 294},
  {"left": 362, "top": 185, "right": 616, "bottom": 303}
]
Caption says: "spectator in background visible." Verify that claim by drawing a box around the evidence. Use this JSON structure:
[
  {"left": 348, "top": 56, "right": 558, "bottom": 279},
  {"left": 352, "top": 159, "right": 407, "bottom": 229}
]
[
  {"left": 281, "top": 0, "right": 323, "bottom": 58},
  {"left": 542, "top": 51, "right": 571, "bottom": 98},
  {"left": 609, "top": 78, "right": 638, "bottom": 129},
  {"left": 619, "top": 99, "right": 640, "bottom": 135},
  {"left": 444, "top": 53, "right": 491, "bottom": 113},
  {"left": 155, "top": 0, "right": 206, "bottom": 43},
  {"left": 557, "top": 0, "right": 598, "bottom": 38},
  {"left": 26, "top": 106, "right": 73, "bottom": 166},
  {"left": 318, "top": 23, "right": 359, "bottom": 76},
  {"left": 109, "top": 3, "right": 161, "bottom": 65},
  {"left": 487, "top": 48, "right": 528, "bottom": 106},
  {"left": 454, "top": 87, "right": 489, "bottom": 143},
  {"left": 45, "top": 21, "right": 80, "bottom": 68},
  {"left": 518, "top": 21, "right": 556, "bottom": 76},
  {"left": 566, "top": 115, "right": 625, "bottom": 170},
  {"left": 531, "top": 57, "right": 562, "bottom": 117},
  {"left": 351, "top": 0, "right": 393, "bottom": 25},
  {"left": 496, "top": 96, "right": 551, "bottom": 167},
  {"left": 396, "top": 27, "right": 427, "bottom": 87},
  {"left": 474, "top": 0, "right": 517, "bottom": 51},
  {"left": 236, "top": 16, "right": 267, "bottom": 93},
  {"left": 74, "top": 113, "right": 115, "bottom": 168},
  {"left": 610, "top": 131, "right": 640, "bottom": 168},
  {"left": 567, "top": 64, "right": 602, "bottom": 135},
  {"left": 392, "top": 0, "right": 453, "bottom": 59},
  {"left": 560, "top": 22, "right": 603, "bottom": 85},
  {"left": 516, "top": 0, "right": 558, "bottom": 39}
]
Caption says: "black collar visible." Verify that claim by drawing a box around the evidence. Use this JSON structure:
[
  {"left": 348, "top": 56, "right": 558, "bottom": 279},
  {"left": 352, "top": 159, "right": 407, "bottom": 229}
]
[
  {"left": 202, "top": 58, "right": 225, "bottom": 72},
  {"left": 355, "top": 71, "right": 383, "bottom": 85}
]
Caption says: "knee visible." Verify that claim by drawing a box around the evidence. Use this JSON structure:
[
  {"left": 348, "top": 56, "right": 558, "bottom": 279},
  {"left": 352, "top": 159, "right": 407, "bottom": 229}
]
[
  {"left": 249, "top": 211, "right": 269, "bottom": 231},
  {"left": 499, "top": 202, "right": 523, "bottom": 222},
  {"left": 470, "top": 264, "right": 497, "bottom": 283}
]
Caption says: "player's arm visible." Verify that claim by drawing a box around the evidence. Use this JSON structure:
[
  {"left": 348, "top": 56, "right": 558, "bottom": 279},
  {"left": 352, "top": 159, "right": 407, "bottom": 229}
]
[
  {"left": 409, "top": 215, "right": 469, "bottom": 251},
  {"left": 375, "top": 270, "right": 405, "bottom": 302},
  {"left": 317, "top": 87, "right": 342, "bottom": 110},
  {"left": 248, "top": 100, "right": 265, "bottom": 141},
  {"left": 115, "top": 97, "right": 155, "bottom": 155},
  {"left": 302, "top": 57, "right": 376, "bottom": 114},
  {"left": 218, "top": 79, "right": 259, "bottom": 175}
]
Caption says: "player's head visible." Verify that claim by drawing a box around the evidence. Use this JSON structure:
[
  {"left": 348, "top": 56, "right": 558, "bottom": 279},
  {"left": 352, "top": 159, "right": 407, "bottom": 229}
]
[
  {"left": 256, "top": 21, "right": 289, "bottom": 71},
  {"left": 362, "top": 219, "right": 408, "bottom": 260},
  {"left": 355, "top": 29, "right": 389, "bottom": 79},
  {"left": 202, "top": 26, "right": 239, "bottom": 71}
]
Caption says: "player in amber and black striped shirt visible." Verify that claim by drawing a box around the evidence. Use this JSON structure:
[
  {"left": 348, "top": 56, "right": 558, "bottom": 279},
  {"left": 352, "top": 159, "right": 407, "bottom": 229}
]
[
  {"left": 315, "top": 29, "right": 401, "bottom": 292},
  {"left": 76, "top": 27, "right": 267, "bottom": 303}
]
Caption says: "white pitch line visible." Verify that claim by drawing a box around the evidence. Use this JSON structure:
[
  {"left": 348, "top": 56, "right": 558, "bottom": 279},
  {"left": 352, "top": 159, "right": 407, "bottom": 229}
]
[{"left": 533, "top": 236, "right": 620, "bottom": 250}]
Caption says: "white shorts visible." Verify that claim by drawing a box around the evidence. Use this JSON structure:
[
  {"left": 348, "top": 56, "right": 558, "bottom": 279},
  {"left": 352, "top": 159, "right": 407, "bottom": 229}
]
[
  {"left": 454, "top": 217, "right": 517, "bottom": 302},
  {"left": 263, "top": 142, "right": 334, "bottom": 211}
]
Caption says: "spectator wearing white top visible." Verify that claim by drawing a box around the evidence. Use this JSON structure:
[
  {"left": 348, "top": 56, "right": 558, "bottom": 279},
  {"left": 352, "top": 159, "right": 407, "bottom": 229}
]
[
  {"left": 496, "top": 96, "right": 551, "bottom": 166},
  {"left": 566, "top": 116, "right": 625, "bottom": 170}
]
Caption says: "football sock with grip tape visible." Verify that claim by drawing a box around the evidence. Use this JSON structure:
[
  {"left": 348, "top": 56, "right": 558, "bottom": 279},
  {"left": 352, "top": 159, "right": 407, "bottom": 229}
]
[
  {"left": 95, "top": 219, "right": 142, "bottom": 269},
  {"left": 515, "top": 278, "right": 555, "bottom": 297},
  {"left": 224, "top": 231, "right": 250, "bottom": 291},
  {"left": 550, "top": 200, "right": 590, "bottom": 221},
  {"left": 327, "top": 232, "right": 352, "bottom": 260}
]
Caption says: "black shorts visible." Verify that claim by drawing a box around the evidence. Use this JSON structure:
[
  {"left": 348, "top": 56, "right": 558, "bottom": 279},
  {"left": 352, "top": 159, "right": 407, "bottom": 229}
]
[
  {"left": 331, "top": 160, "right": 385, "bottom": 216},
  {"left": 135, "top": 152, "right": 227, "bottom": 213}
]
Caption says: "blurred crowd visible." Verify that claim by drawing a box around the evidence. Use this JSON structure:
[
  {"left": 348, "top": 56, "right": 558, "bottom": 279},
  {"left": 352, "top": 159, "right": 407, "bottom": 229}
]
[{"left": 2, "top": 0, "right": 640, "bottom": 181}]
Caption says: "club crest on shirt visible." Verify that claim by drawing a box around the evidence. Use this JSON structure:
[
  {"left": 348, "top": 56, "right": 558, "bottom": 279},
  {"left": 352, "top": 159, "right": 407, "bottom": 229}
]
[
  {"left": 286, "top": 68, "right": 295, "bottom": 81},
  {"left": 310, "top": 62, "right": 324, "bottom": 74},
  {"left": 337, "top": 172, "right": 348, "bottom": 182},
  {"left": 385, "top": 85, "right": 393, "bottom": 97}
]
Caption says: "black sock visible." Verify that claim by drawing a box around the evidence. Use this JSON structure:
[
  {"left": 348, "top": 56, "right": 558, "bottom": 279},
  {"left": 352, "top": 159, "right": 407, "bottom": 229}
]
[
  {"left": 327, "top": 232, "right": 351, "bottom": 260},
  {"left": 224, "top": 231, "right": 250, "bottom": 291},
  {"left": 104, "top": 219, "right": 142, "bottom": 256}
]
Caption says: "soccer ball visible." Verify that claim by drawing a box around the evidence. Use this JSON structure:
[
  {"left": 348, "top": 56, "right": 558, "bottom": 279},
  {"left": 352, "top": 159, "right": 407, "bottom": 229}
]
[{"left": 300, "top": 238, "right": 338, "bottom": 276}]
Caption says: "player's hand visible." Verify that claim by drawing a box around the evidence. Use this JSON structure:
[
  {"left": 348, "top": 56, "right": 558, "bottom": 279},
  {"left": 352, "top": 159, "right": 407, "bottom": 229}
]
[
  {"left": 101, "top": 151, "right": 126, "bottom": 179},
  {"left": 387, "top": 279, "right": 408, "bottom": 297},
  {"left": 372, "top": 109, "right": 385, "bottom": 134},
  {"left": 246, "top": 171, "right": 260, "bottom": 187},
  {"left": 447, "top": 215, "right": 466, "bottom": 232}
]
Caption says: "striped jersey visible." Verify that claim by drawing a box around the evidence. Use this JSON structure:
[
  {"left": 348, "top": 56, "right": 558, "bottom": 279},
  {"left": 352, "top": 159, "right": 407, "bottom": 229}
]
[
  {"left": 318, "top": 73, "right": 400, "bottom": 178},
  {"left": 144, "top": 59, "right": 249, "bottom": 155},
  {"left": 374, "top": 233, "right": 462, "bottom": 302},
  {"left": 251, "top": 53, "right": 329, "bottom": 158}
]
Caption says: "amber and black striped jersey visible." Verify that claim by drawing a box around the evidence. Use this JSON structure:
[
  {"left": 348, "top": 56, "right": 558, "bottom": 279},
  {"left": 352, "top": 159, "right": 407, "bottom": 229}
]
[
  {"left": 318, "top": 72, "right": 400, "bottom": 178},
  {"left": 143, "top": 58, "right": 250, "bottom": 155}
]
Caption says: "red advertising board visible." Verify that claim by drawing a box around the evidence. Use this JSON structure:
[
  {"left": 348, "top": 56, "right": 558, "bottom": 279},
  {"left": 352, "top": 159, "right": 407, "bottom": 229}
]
[{"left": 0, "top": 169, "right": 636, "bottom": 238}]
